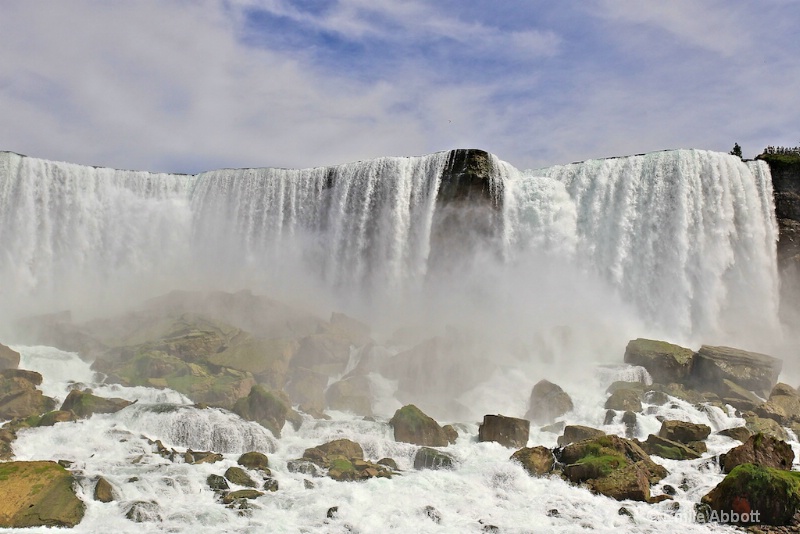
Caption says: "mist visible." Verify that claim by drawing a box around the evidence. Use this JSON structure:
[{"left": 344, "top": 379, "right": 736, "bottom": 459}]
[{"left": 0, "top": 148, "right": 790, "bottom": 419}]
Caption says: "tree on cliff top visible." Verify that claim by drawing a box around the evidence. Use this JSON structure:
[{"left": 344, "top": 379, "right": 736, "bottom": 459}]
[{"left": 730, "top": 143, "right": 743, "bottom": 159}]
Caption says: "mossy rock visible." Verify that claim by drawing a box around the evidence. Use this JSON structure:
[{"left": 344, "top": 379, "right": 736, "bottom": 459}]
[
  {"left": 414, "top": 447, "right": 455, "bottom": 470},
  {"left": 702, "top": 463, "right": 800, "bottom": 525},
  {"left": 0, "top": 461, "right": 85, "bottom": 527},
  {"left": 224, "top": 467, "right": 257, "bottom": 488},
  {"left": 222, "top": 489, "right": 264, "bottom": 505},
  {"left": 60, "top": 389, "right": 132, "bottom": 418},
  {"left": 232, "top": 385, "right": 302, "bottom": 438},
  {"left": 623, "top": 338, "right": 695, "bottom": 384},
  {"left": 238, "top": 451, "right": 269, "bottom": 471},
  {"left": 510, "top": 446, "right": 554, "bottom": 477},
  {"left": 208, "top": 337, "right": 297, "bottom": 389},
  {"left": 389, "top": 405, "right": 449, "bottom": 447}
]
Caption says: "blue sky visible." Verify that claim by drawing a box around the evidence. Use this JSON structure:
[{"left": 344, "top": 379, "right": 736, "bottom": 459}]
[{"left": 0, "top": 0, "right": 798, "bottom": 173}]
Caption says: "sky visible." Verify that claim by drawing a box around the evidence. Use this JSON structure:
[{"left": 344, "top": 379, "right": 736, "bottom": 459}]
[{"left": 0, "top": 0, "right": 798, "bottom": 174}]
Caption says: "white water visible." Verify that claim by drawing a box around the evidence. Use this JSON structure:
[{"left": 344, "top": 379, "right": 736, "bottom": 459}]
[
  {"left": 8, "top": 345, "right": 770, "bottom": 534},
  {"left": 0, "top": 149, "right": 780, "bottom": 346}
]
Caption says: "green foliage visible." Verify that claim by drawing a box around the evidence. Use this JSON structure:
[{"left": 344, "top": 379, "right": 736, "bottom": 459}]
[{"left": 730, "top": 143, "right": 743, "bottom": 159}]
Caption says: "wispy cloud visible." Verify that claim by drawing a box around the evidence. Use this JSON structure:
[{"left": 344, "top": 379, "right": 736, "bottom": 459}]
[{"left": 0, "top": 1, "right": 797, "bottom": 172}]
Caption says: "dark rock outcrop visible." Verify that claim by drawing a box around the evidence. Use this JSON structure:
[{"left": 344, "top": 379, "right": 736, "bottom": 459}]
[
  {"left": 605, "top": 388, "right": 642, "bottom": 412},
  {"left": 414, "top": 447, "right": 455, "bottom": 470},
  {"left": 238, "top": 451, "right": 269, "bottom": 471},
  {"left": 94, "top": 477, "right": 115, "bottom": 503},
  {"left": 525, "top": 379, "right": 573, "bottom": 425},
  {"left": 478, "top": 414, "right": 529, "bottom": 448},
  {"left": 639, "top": 434, "right": 701, "bottom": 460},
  {"left": 232, "top": 386, "right": 302, "bottom": 438},
  {"left": 657, "top": 420, "right": 710, "bottom": 443},
  {"left": 702, "top": 463, "right": 800, "bottom": 526},
  {"left": 557, "top": 425, "right": 605, "bottom": 447},
  {"left": 691, "top": 345, "right": 781, "bottom": 398},
  {"left": 0, "top": 370, "right": 55, "bottom": 420},
  {"left": 719, "top": 433, "right": 794, "bottom": 473}
]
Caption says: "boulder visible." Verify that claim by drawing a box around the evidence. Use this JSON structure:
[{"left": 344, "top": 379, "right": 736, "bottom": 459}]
[
  {"left": 60, "top": 389, "right": 132, "bottom": 418},
  {"left": 621, "top": 411, "right": 637, "bottom": 438},
  {"left": 510, "top": 446, "right": 554, "bottom": 476},
  {"left": 299, "top": 439, "right": 390, "bottom": 481},
  {"left": 604, "top": 388, "right": 642, "bottom": 412},
  {"left": 207, "top": 474, "right": 229, "bottom": 491},
  {"left": 184, "top": 450, "right": 223, "bottom": 464},
  {"left": 414, "top": 447, "right": 455, "bottom": 470},
  {"left": 478, "top": 414, "right": 529, "bottom": 448},
  {"left": 719, "top": 433, "right": 794, "bottom": 473},
  {"left": 285, "top": 367, "right": 327, "bottom": 413},
  {"left": 657, "top": 420, "right": 710, "bottom": 443},
  {"left": 557, "top": 425, "right": 605, "bottom": 447},
  {"left": 224, "top": 466, "right": 257, "bottom": 488},
  {"left": 222, "top": 490, "right": 263, "bottom": 505},
  {"left": 718, "top": 379, "right": 762, "bottom": 412},
  {"left": 94, "top": 477, "right": 115, "bottom": 503},
  {"left": 0, "top": 344, "right": 20, "bottom": 370},
  {"left": 755, "top": 383, "right": 800, "bottom": 425},
  {"left": 325, "top": 375, "right": 373, "bottom": 416},
  {"left": 744, "top": 414, "right": 789, "bottom": 441},
  {"left": 306, "top": 439, "right": 364, "bottom": 462},
  {"left": 238, "top": 451, "right": 269, "bottom": 471},
  {"left": 0, "top": 371, "right": 55, "bottom": 420},
  {"left": 232, "top": 385, "right": 302, "bottom": 438},
  {"left": 691, "top": 345, "right": 782, "bottom": 398},
  {"left": 38, "top": 410, "right": 77, "bottom": 426},
  {"left": 207, "top": 337, "right": 297, "bottom": 390},
  {"left": 389, "top": 405, "right": 449, "bottom": 447},
  {"left": 718, "top": 427, "right": 752, "bottom": 443},
  {"left": 640, "top": 434, "right": 701, "bottom": 460},
  {"left": 702, "top": 464, "right": 800, "bottom": 526},
  {"left": 443, "top": 425, "right": 459, "bottom": 444},
  {"left": 524, "top": 380, "right": 574, "bottom": 425},
  {"left": 0, "top": 461, "right": 85, "bottom": 527},
  {"left": 291, "top": 332, "right": 353, "bottom": 377},
  {"left": 124, "top": 500, "right": 161, "bottom": 522},
  {"left": 623, "top": 338, "right": 694, "bottom": 384},
  {"left": 559, "top": 435, "right": 668, "bottom": 502}
]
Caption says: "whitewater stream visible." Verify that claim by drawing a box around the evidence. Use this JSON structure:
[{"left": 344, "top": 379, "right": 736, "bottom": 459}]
[{"left": 5, "top": 345, "right": 791, "bottom": 533}]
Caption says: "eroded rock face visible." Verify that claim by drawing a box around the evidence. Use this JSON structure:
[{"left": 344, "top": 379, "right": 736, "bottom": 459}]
[
  {"left": 657, "top": 420, "right": 710, "bottom": 443},
  {"left": 389, "top": 405, "right": 450, "bottom": 447},
  {"left": 0, "top": 461, "right": 85, "bottom": 528},
  {"left": 525, "top": 380, "right": 573, "bottom": 425},
  {"left": 691, "top": 345, "right": 782, "bottom": 398},
  {"left": 639, "top": 434, "right": 701, "bottom": 461},
  {"left": 0, "top": 344, "right": 20, "bottom": 370},
  {"left": 0, "top": 370, "right": 55, "bottom": 420},
  {"left": 702, "top": 463, "right": 800, "bottom": 526},
  {"left": 720, "top": 433, "right": 794, "bottom": 473},
  {"left": 478, "top": 414, "right": 529, "bottom": 448},
  {"left": 298, "top": 439, "right": 392, "bottom": 481},
  {"left": 557, "top": 425, "right": 605, "bottom": 447},
  {"left": 604, "top": 388, "right": 642, "bottom": 412}
]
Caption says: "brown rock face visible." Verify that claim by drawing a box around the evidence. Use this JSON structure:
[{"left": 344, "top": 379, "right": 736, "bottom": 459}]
[
  {"left": 720, "top": 433, "right": 794, "bottom": 473},
  {"left": 604, "top": 388, "right": 642, "bottom": 412},
  {"left": 0, "top": 370, "right": 55, "bottom": 420},
  {"left": 478, "top": 414, "right": 530, "bottom": 448},
  {"left": 623, "top": 338, "right": 695, "bottom": 384},
  {"left": 0, "top": 461, "right": 85, "bottom": 528},
  {"left": 557, "top": 425, "right": 605, "bottom": 447},
  {"left": 510, "top": 446, "right": 554, "bottom": 476},
  {"left": 691, "top": 345, "right": 782, "bottom": 398},
  {"left": 657, "top": 420, "right": 711, "bottom": 443},
  {"left": 525, "top": 379, "right": 574, "bottom": 425},
  {"left": 0, "top": 344, "right": 20, "bottom": 371}
]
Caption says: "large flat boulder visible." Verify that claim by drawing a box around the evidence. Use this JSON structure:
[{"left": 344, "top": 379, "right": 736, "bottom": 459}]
[
  {"left": 623, "top": 338, "right": 695, "bottom": 384},
  {"left": 389, "top": 404, "right": 450, "bottom": 447},
  {"left": 0, "top": 461, "right": 84, "bottom": 527},
  {"left": 478, "top": 414, "right": 529, "bottom": 448},
  {"left": 720, "top": 433, "right": 794, "bottom": 473},
  {"left": 691, "top": 345, "right": 782, "bottom": 398},
  {"left": 60, "top": 389, "right": 133, "bottom": 418},
  {"left": 0, "top": 371, "right": 55, "bottom": 420}
]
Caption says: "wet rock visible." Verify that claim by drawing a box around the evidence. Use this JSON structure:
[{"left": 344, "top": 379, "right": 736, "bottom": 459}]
[
  {"left": 94, "top": 476, "right": 115, "bottom": 503},
  {"left": 744, "top": 414, "right": 789, "bottom": 441},
  {"left": 658, "top": 420, "right": 711, "bottom": 443},
  {"left": 222, "top": 490, "right": 264, "bottom": 505},
  {"left": 755, "top": 383, "right": 800, "bottom": 426},
  {"left": 307, "top": 439, "right": 364, "bottom": 462},
  {"left": 718, "top": 379, "right": 762, "bottom": 412},
  {"left": 327, "top": 506, "right": 339, "bottom": 519},
  {"left": 557, "top": 425, "right": 605, "bottom": 446},
  {"left": 719, "top": 433, "right": 794, "bottom": 473},
  {"left": 287, "top": 459, "right": 321, "bottom": 477},
  {"left": 303, "top": 479, "right": 314, "bottom": 489},
  {"left": 443, "top": 424, "right": 459, "bottom": 444},
  {"left": 389, "top": 404, "right": 449, "bottom": 447},
  {"left": 207, "top": 474, "right": 229, "bottom": 491},
  {"left": 238, "top": 451, "right": 269, "bottom": 471},
  {"left": 325, "top": 375, "right": 373, "bottom": 416},
  {"left": 263, "top": 477, "right": 278, "bottom": 492},
  {"left": 0, "top": 344, "right": 20, "bottom": 371},
  {"left": 524, "top": 379, "right": 574, "bottom": 425},
  {"left": 414, "top": 447, "right": 455, "bottom": 470},
  {"left": 423, "top": 505, "right": 441, "bottom": 523},
  {"left": 718, "top": 427, "right": 752, "bottom": 443},
  {"left": 623, "top": 338, "right": 695, "bottom": 384},
  {"left": 286, "top": 367, "right": 327, "bottom": 413},
  {"left": 0, "top": 461, "right": 85, "bottom": 527},
  {"left": 640, "top": 434, "right": 701, "bottom": 460},
  {"left": 662, "top": 484, "right": 677, "bottom": 496},
  {"left": 0, "top": 370, "right": 56, "bottom": 420},
  {"left": 510, "top": 446, "right": 554, "bottom": 476},
  {"left": 605, "top": 388, "right": 642, "bottom": 412},
  {"left": 124, "top": 500, "right": 162, "bottom": 522},
  {"left": 603, "top": 410, "right": 616, "bottom": 425},
  {"left": 301, "top": 439, "right": 389, "bottom": 481},
  {"left": 232, "top": 385, "right": 302, "bottom": 438},
  {"left": 377, "top": 458, "right": 398, "bottom": 470},
  {"left": 643, "top": 390, "right": 670, "bottom": 406},
  {"left": 621, "top": 411, "right": 637, "bottom": 438},
  {"left": 186, "top": 450, "right": 223, "bottom": 464},
  {"left": 541, "top": 421, "right": 566, "bottom": 434},
  {"left": 560, "top": 435, "right": 668, "bottom": 502},
  {"left": 37, "top": 410, "right": 77, "bottom": 426},
  {"left": 60, "top": 389, "right": 133, "bottom": 418},
  {"left": 702, "top": 464, "right": 800, "bottom": 526},
  {"left": 478, "top": 414, "right": 529, "bottom": 448},
  {"left": 225, "top": 466, "right": 257, "bottom": 488},
  {"left": 691, "top": 345, "right": 782, "bottom": 398}
]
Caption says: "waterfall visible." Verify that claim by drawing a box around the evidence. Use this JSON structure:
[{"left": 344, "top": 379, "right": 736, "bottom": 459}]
[{"left": 0, "top": 149, "right": 780, "bottom": 342}]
